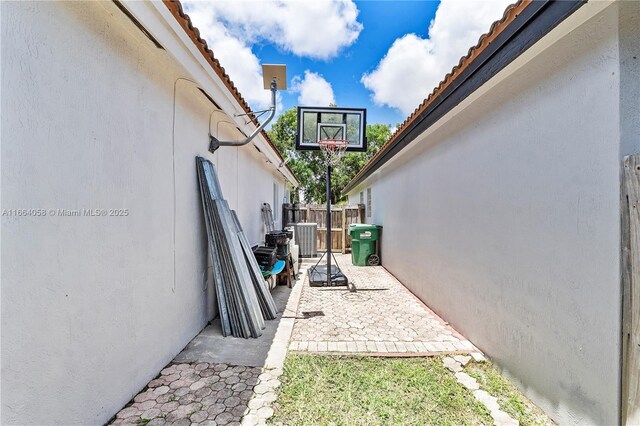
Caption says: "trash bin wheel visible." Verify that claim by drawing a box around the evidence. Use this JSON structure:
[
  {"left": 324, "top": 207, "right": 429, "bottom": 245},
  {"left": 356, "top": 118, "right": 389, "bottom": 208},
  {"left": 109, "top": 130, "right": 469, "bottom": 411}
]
[{"left": 367, "top": 254, "right": 380, "bottom": 266}]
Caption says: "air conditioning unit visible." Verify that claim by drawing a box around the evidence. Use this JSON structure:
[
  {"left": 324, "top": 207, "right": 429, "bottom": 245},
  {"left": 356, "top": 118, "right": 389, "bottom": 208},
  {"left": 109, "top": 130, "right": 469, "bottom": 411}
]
[{"left": 295, "top": 223, "right": 317, "bottom": 257}]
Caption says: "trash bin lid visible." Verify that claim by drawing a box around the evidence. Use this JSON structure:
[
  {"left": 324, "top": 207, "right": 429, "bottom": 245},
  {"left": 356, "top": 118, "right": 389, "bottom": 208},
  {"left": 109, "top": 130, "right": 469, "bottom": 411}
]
[
  {"left": 349, "top": 223, "right": 381, "bottom": 230},
  {"left": 349, "top": 223, "right": 381, "bottom": 238}
]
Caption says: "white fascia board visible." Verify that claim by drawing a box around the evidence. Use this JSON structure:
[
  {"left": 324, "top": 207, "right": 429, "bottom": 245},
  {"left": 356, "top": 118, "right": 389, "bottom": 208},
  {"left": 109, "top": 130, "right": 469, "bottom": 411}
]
[{"left": 118, "top": 1, "right": 298, "bottom": 187}]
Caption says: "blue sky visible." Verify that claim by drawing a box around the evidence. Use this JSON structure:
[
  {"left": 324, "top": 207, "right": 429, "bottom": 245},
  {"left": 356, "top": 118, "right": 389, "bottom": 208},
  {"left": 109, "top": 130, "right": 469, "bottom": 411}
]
[
  {"left": 252, "top": 1, "right": 440, "bottom": 126},
  {"left": 184, "top": 0, "right": 513, "bottom": 127}
]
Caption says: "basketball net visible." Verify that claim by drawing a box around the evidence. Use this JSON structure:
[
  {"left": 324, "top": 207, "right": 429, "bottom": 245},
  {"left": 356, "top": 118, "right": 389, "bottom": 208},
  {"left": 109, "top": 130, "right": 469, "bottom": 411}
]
[{"left": 318, "top": 139, "right": 349, "bottom": 167}]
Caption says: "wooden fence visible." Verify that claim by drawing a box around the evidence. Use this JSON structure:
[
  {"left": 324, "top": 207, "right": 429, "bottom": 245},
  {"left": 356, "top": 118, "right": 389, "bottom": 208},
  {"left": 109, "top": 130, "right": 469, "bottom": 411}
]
[
  {"left": 622, "top": 155, "right": 640, "bottom": 425},
  {"left": 283, "top": 204, "right": 365, "bottom": 254}
]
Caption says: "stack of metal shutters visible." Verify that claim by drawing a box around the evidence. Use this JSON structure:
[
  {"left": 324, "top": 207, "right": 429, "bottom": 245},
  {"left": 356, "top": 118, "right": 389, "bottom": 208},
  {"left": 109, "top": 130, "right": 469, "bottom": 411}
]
[{"left": 196, "top": 157, "right": 277, "bottom": 338}]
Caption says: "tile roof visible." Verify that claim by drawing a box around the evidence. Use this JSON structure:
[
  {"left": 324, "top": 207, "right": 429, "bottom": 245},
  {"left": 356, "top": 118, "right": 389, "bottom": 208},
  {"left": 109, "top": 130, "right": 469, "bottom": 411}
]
[
  {"left": 344, "top": 0, "right": 530, "bottom": 193},
  {"left": 162, "top": 0, "right": 294, "bottom": 181}
]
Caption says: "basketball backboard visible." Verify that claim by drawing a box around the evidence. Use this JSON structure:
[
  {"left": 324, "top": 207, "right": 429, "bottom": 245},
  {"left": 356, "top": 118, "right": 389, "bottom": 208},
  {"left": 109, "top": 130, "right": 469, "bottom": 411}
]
[{"left": 296, "top": 107, "right": 367, "bottom": 152}]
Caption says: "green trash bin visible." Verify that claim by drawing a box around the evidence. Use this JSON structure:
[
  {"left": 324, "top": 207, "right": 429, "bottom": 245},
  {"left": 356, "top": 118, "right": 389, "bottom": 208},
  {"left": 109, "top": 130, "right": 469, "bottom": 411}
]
[{"left": 349, "top": 224, "right": 382, "bottom": 266}]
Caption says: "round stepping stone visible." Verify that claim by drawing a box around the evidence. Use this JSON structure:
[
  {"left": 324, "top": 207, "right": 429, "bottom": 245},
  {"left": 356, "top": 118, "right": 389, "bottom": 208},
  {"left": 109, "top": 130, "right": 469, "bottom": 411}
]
[
  {"left": 205, "top": 375, "right": 221, "bottom": 384},
  {"left": 136, "top": 400, "right": 156, "bottom": 411},
  {"left": 169, "top": 379, "right": 189, "bottom": 390},
  {"left": 241, "top": 413, "right": 260, "bottom": 426},
  {"left": 225, "top": 376, "right": 240, "bottom": 385},
  {"left": 195, "top": 387, "right": 213, "bottom": 399},
  {"left": 252, "top": 384, "right": 270, "bottom": 395},
  {"left": 256, "top": 406, "right": 274, "bottom": 420},
  {"left": 239, "top": 390, "right": 253, "bottom": 401},
  {"left": 147, "top": 379, "right": 165, "bottom": 388},
  {"left": 262, "top": 391, "right": 277, "bottom": 403},
  {"left": 265, "top": 379, "right": 281, "bottom": 389},
  {"left": 155, "top": 393, "right": 172, "bottom": 405},
  {"left": 208, "top": 403, "right": 226, "bottom": 416},
  {"left": 224, "top": 396, "right": 241, "bottom": 408},
  {"left": 178, "top": 393, "right": 196, "bottom": 405},
  {"left": 219, "top": 370, "right": 234, "bottom": 378},
  {"left": 161, "top": 366, "right": 177, "bottom": 376},
  {"left": 247, "top": 398, "right": 266, "bottom": 410},
  {"left": 201, "top": 395, "right": 218, "bottom": 406},
  {"left": 153, "top": 386, "right": 170, "bottom": 395},
  {"left": 191, "top": 380, "right": 207, "bottom": 391},
  {"left": 200, "top": 369, "right": 215, "bottom": 378},
  {"left": 160, "top": 401, "right": 179, "bottom": 413},
  {"left": 116, "top": 407, "right": 140, "bottom": 419},
  {"left": 215, "top": 412, "right": 234, "bottom": 424},
  {"left": 174, "top": 387, "right": 190, "bottom": 397},
  {"left": 163, "top": 373, "right": 180, "bottom": 383},
  {"left": 232, "top": 383, "right": 247, "bottom": 392},
  {"left": 257, "top": 373, "right": 273, "bottom": 382},
  {"left": 232, "top": 405, "right": 248, "bottom": 418},
  {"left": 211, "top": 382, "right": 226, "bottom": 391},
  {"left": 190, "top": 410, "right": 209, "bottom": 423},
  {"left": 216, "top": 389, "right": 233, "bottom": 400},
  {"left": 134, "top": 391, "right": 156, "bottom": 403},
  {"left": 141, "top": 408, "right": 161, "bottom": 420}
]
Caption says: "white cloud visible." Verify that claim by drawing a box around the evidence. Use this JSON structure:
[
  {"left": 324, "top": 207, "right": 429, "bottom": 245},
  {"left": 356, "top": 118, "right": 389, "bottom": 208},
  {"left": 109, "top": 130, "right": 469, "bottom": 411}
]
[
  {"left": 291, "top": 71, "right": 336, "bottom": 106},
  {"left": 361, "top": 0, "right": 513, "bottom": 115},
  {"left": 197, "top": 1, "right": 362, "bottom": 60},
  {"left": 183, "top": 1, "right": 361, "bottom": 111}
]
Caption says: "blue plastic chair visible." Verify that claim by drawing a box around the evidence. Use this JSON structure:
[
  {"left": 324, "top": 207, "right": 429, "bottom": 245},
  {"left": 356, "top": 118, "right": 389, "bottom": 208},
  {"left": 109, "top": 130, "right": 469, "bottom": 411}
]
[{"left": 271, "top": 260, "right": 286, "bottom": 275}]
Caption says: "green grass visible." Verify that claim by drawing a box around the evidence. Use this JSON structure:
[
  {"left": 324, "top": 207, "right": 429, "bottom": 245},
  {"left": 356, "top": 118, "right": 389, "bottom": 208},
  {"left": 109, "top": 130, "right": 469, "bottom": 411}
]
[
  {"left": 465, "top": 362, "right": 554, "bottom": 426},
  {"left": 271, "top": 355, "right": 493, "bottom": 426}
]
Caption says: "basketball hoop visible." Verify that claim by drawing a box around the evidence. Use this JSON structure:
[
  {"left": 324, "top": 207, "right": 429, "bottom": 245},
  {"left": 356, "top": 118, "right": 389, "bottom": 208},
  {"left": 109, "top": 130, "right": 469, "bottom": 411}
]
[
  {"left": 318, "top": 139, "right": 349, "bottom": 166},
  {"left": 295, "top": 107, "right": 367, "bottom": 287}
]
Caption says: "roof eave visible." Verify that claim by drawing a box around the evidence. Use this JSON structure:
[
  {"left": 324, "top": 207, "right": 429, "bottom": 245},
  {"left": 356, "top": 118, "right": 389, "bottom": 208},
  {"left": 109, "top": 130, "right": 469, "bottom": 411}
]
[
  {"left": 343, "top": 0, "right": 586, "bottom": 195},
  {"left": 161, "top": 0, "right": 298, "bottom": 184}
]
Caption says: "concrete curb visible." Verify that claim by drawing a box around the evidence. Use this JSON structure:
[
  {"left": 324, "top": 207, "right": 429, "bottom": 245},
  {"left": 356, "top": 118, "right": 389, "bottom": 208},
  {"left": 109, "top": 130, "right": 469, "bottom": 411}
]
[{"left": 288, "top": 350, "right": 475, "bottom": 358}]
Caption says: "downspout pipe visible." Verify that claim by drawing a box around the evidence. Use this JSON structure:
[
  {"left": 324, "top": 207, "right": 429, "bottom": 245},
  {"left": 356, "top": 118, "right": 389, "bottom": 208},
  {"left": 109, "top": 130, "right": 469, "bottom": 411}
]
[{"left": 208, "top": 79, "right": 277, "bottom": 153}]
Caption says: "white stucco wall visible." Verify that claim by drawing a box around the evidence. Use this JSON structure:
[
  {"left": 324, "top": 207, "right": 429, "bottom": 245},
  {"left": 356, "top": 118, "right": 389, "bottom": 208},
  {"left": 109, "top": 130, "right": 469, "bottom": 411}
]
[
  {"left": 348, "top": 4, "right": 636, "bottom": 425},
  {"left": 1, "top": 2, "right": 290, "bottom": 424}
]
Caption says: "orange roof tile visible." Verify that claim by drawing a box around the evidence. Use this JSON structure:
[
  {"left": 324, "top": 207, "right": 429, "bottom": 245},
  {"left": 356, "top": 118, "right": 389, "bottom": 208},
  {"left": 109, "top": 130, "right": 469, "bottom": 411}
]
[{"left": 345, "top": 0, "right": 529, "bottom": 192}]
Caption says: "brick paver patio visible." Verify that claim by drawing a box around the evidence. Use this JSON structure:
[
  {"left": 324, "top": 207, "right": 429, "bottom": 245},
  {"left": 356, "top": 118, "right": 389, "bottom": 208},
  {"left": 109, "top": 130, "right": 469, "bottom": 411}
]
[
  {"left": 108, "top": 284, "right": 302, "bottom": 426},
  {"left": 110, "top": 254, "right": 480, "bottom": 425},
  {"left": 289, "top": 254, "right": 476, "bottom": 355},
  {"left": 110, "top": 362, "right": 282, "bottom": 425}
]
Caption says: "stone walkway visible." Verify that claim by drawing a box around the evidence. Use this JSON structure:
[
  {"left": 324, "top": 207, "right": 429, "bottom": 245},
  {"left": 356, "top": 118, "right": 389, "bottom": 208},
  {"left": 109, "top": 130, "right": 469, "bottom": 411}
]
[
  {"left": 110, "top": 275, "right": 304, "bottom": 426},
  {"left": 443, "top": 354, "right": 519, "bottom": 426},
  {"left": 110, "top": 362, "right": 278, "bottom": 425},
  {"left": 290, "top": 254, "right": 476, "bottom": 355},
  {"left": 110, "top": 255, "right": 482, "bottom": 425}
]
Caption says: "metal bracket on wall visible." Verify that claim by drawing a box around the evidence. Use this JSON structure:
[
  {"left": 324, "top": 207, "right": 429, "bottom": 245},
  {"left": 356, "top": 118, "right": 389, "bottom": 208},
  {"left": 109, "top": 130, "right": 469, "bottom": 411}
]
[{"left": 209, "top": 79, "right": 277, "bottom": 153}]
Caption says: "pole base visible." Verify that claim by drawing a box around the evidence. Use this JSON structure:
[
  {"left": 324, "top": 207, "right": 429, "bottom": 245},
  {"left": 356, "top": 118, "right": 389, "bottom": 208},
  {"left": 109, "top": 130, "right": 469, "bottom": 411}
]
[{"left": 308, "top": 264, "right": 348, "bottom": 287}]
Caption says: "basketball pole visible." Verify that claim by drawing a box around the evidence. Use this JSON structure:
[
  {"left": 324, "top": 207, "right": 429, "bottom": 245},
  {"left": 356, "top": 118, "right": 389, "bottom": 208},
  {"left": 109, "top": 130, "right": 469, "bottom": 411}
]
[{"left": 326, "top": 163, "right": 332, "bottom": 285}]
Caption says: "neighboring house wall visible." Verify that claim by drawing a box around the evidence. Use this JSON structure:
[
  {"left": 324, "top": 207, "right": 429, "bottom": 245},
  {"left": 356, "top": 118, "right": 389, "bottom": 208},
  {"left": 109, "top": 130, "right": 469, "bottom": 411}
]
[
  {"left": 1, "top": 2, "right": 290, "bottom": 424},
  {"left": 348, "top": 4, "right": 636, "bottom": 425}
]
